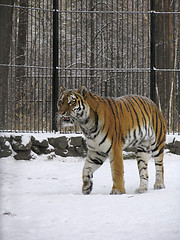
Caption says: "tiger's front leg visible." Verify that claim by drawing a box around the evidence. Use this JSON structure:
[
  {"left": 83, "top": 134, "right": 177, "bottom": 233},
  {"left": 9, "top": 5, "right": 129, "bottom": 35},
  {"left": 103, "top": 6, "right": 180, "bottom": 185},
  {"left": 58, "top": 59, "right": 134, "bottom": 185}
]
[
  {"left": 82, "top": 150, "right": 107, "bottom": 195},
  {"left": 110, "top": 146, "right": 126, "bottom": 195}
]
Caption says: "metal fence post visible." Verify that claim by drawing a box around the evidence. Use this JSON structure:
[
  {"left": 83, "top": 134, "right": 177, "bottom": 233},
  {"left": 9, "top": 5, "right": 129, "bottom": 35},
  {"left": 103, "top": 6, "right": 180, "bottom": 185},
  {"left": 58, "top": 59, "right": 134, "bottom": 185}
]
[
  {"left": 150, "top": 0, "right": 156, "bottom": 103},
  {"left": 52, "top": 0, "right": 59, "bottom": 131}
]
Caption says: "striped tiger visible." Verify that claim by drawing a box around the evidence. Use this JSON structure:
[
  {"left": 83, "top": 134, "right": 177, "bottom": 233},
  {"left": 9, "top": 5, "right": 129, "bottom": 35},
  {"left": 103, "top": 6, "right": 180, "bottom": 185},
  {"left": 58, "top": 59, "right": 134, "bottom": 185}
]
[{"left": 57, "top": 86, "right": 166, "bottom": 195}]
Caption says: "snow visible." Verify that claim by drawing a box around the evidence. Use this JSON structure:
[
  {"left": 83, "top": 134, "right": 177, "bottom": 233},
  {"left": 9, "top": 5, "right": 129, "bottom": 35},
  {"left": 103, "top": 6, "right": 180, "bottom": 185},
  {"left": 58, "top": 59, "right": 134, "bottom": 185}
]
[
  {"left": 21, "top": 135, "right": 31, "bottom": 146},
  {"left": 166, "top": 134, "right": 180, "bottom": 144},
  {"left": 0, "top": 152, "right": 180, "bottom": 240},
  {"left": 2, "top": 132, "right": 84, "bottom": 142}
]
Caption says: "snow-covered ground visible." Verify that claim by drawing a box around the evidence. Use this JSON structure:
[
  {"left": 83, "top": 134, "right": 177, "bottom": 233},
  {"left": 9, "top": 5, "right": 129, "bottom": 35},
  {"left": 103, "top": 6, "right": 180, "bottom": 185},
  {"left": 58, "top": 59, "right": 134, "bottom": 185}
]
[{"left": 0, "top": 150, "right": 180, "bottom": 240}]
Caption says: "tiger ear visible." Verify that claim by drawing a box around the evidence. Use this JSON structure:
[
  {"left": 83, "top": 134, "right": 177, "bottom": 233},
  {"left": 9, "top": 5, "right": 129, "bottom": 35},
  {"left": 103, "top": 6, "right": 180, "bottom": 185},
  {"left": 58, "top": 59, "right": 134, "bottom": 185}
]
[
  {"left": 60, "top": 86, "right": 66, "bottom": 93},
  {"left": 77, "top": 86, "right": 88, "bottom": 99}
]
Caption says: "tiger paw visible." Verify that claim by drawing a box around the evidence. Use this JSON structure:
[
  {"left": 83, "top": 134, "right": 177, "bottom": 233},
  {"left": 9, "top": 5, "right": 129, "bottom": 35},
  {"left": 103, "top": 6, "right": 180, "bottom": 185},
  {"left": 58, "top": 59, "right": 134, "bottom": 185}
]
[
  {"left": 135, "top": 187, "right": 148, "bottom": 194},
  {"left": 154, "top": 183, "right": 165, "bottom": 190},
  {"left": 82, "top": 179, "right": 93, "bottom": 195},
  {"left": 110, "top": 189, "right": 125, "bottom": 195}
]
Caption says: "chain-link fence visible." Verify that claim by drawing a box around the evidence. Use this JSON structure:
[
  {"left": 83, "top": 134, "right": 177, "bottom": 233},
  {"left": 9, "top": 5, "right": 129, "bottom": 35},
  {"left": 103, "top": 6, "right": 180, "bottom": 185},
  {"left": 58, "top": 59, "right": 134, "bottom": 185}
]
[{"left": 0, "top": 0, "right": 179, "bottom": 133}]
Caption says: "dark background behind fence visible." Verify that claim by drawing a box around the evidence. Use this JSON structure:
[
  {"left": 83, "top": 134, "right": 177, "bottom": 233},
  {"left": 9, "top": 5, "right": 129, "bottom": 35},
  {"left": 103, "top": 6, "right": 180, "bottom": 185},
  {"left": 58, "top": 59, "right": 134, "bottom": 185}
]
[{"left": 0, "top": 0, "right": 179, "bottom": 133}]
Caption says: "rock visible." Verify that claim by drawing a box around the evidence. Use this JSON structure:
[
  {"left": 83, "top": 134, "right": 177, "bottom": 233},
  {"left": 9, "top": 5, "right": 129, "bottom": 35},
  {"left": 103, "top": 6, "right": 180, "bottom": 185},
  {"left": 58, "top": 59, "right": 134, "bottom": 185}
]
[
  {"left": 31, "top": 145, "right": 53, "bottom": 155},
  {"left": 0, "top": 139, "right": 12, "bottom": 158},
  {"left": 66, "top": 146, "right": 86, "bottom": 157},
  {"left": 31, "top": 145, "right": 41, "bottom": 155},
  {"left": 55, "top": 148, "right": 68, "bottom": 157},
  {"left": 124, "top": 147, "right": 136, "bottom": 153},
  {"left": 40, "top": 147, "right": 52, "bottom": 154},
  {"left": 48, "top": 136, "right": 68, "bottom": 149},
  {"left": 166, "top": 140, "right": 180, "bottom": 155},
  {"left": 174, "top": 140, "right": 180, "bottom": 148},
  {"left": 123, "top": 151, "right": 136, "bottom": 160},
  {"left": 31, "top": 136, "right": 48, "bottom": 148},
  {"left": 76, "top": 146, "right": 86, "bottom": 156},
  {"left": 11, "top": 135, "right": 22, "bottom": 142},
  {"left": 66, "top": 146, "right": 76, "bottom": 156},
  {"left": 0, "top": 148, "right": 12, "bottom": 158},
  {"left": 0, "top": 136, "right": 12, "bottom": 158},
  {"left": 14, "top": 150, "right": 31, "bottom": 160},
  {"left": 11, "top": 140, "right": 32, "bottom": 151},
  {"left": 70, "top": 137, "right": 83, "bottom": 147},
  {"left": 0, "top": 136, "right": 4, "bottom": 143},
  {"left": 10, "top": 135, "right": 32, "bottom": 152}
]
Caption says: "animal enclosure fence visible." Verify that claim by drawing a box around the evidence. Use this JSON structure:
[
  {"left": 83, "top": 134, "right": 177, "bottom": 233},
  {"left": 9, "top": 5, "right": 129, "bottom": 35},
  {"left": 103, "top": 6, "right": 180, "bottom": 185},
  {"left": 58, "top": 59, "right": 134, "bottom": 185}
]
[{"left": 0, "top": 0, "right": 179, "bottom": 133}]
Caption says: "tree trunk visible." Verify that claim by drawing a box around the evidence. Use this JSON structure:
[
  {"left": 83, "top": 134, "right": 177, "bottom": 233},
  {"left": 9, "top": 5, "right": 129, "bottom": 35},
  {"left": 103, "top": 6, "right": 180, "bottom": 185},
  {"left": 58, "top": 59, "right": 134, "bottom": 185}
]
[
  {"left": 155, "top": 0, "right": 174, "bottom": 123},
  {"left": 89, "top": 0, "right": 95, "bottom": 93},
  {"left": 0, "top": 0, "right": 14, "bottom": 130},
  {"left": 15, "top": 0, "right": 28, "bottom": 121}
]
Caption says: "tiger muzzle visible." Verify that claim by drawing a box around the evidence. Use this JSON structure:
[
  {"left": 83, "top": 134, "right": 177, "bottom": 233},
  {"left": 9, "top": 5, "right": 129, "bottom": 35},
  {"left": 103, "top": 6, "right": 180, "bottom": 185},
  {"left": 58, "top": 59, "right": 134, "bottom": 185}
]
[{"left": 62, "top": 116, "right": 71, "bottom": 123}]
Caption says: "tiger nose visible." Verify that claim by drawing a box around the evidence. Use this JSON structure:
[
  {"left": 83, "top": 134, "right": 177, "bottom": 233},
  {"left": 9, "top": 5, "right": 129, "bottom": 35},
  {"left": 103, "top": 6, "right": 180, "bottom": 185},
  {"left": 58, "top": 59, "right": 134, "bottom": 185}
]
[{"left": 60, "top": 110, "right": 66, "bottom": 115}]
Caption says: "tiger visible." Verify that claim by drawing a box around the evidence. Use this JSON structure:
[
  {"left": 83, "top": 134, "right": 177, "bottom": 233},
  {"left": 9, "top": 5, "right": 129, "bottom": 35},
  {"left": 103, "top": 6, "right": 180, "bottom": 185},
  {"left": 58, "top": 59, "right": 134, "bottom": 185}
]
[{"left": 57, "top": 86, "right": 166, "bottom": 195}]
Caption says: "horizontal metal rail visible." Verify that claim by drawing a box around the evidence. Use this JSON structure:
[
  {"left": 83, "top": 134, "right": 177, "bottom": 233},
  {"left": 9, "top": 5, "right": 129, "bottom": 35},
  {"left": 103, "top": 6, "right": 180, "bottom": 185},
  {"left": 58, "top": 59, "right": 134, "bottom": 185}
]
[{"left": 0, "top": 4, "right": 180, "bottom": 14}]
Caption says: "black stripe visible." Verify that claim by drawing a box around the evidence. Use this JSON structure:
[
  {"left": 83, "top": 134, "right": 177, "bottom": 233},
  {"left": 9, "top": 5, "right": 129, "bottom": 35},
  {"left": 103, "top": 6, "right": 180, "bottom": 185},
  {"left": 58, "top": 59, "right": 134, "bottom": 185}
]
[
  {"left": 128, "top": 129, "right": 137, "bottom": 146},
  {"left": 96, "top": 151, "right": 108, "bottom": 157},
  {"left": 101, "top": 97, "right": 108, "bottom": 105},
  {"left": 155, "top": 110, "right": 159, "bottom": 137},
  {"left": 92, "top": 129, "right": 101, "bottom": 139},
  {"left": 96, "top": 95, "right": 103, "bottom": 102},
  {"left": 87, "top": 144, "right": 95, "bottom": 149},
  {"left": 152, "top": 111, "right": 155, "bottom": 130},
  {"left": 106, "top": 98, "right": 117, "bottom": 138},
  {"left": 156, "top": 120, "right": 163, "bottom": 146},
  {"left": 136, "top": 96, "right": 151, "bottom": 122},
  {"left": 144, "top": 98, "right": 152, "bottom": 114},
  {"left": 106, "top": 136, "right": 113, "bottom": 154},
  {"left": 137, "top": 147, "right": 147, "bottom": 153},
  {"left": 99, "top": 128, "right": 109, "bottom": 145},
  {"left": 131, "top": 96, "right": 147, "bottom": 127},
  {"left": 139, "top": 167, "right": 147, "bottom": 172},
  {"left": 152, "top": 137, "right": 165, "bottom": 153},
  {"left": 137, "top": 159, "right": 145, "bottom": 165},
  {"left": 90, "top": 111, "right": 99, "bottom": 134},
  {"left": 153, "top": 146, "right": 164, "bottom": 157},
  {"left": 117, "top": 100, "right": 124, "bottom": 115},
  {"left": 127, "top": 97, "right": 141, "bottom": 135},
  {"left": 89, "top": 92, "right": 97, "bottom": 100},
  {"left": 89, "top": 157, "right": 103, "bottom": 165},
  {"left": 76, "top": 93, "right": 85, "bottom": 110},
  {"left": 155, "top": 162, "right": 163, "bottom": 166},
  {"left": 111, "top": 98, "right": 123, "bottom": 142},
  {"left": 121, "top": 98, "right": 134, "bottom": 127},
  {"left": 84, "top": 117, "right": 90, "bottom": 124},
  {"left": 120, "top": 98, "right": 130, "bottom": 112},
  {"left": 80, "top": 97, "right": 85, "bottom": 110}
]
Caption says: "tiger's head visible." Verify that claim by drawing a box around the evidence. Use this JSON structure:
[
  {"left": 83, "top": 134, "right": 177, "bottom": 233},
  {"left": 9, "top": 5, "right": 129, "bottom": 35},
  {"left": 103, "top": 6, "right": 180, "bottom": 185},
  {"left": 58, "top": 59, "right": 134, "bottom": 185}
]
[{"left": 57, "top": 86, "right": 89, "bottom": 124}]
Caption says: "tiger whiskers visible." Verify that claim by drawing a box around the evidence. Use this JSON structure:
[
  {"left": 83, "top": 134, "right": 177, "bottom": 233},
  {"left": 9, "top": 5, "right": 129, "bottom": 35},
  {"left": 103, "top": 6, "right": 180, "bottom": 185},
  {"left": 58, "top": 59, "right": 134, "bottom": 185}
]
[{"left": 55, "top": 112, "right": 61, "bottom": 126}]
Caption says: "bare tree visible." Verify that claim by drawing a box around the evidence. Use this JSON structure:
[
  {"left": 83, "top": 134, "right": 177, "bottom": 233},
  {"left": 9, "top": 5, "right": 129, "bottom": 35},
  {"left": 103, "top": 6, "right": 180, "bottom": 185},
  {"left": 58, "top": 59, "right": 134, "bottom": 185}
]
[
  {"left": 155, "top": 0, "right": 174, "bottom": 121},
  {"left": 15, "top": 0, "right": 28, "bottom": 121},
  {"left": 0, "top": 0, "right": 14, "bottom": 130}
]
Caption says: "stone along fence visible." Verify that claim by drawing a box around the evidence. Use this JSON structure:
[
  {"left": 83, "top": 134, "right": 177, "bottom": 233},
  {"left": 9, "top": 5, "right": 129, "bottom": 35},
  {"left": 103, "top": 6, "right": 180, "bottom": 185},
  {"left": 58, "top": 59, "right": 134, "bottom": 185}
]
[
  {"left": 0, "top": 134, "right": 180, "bottom": 160},
  {"left": 0, "top": 135, "right": 87, "bottom": 160}
]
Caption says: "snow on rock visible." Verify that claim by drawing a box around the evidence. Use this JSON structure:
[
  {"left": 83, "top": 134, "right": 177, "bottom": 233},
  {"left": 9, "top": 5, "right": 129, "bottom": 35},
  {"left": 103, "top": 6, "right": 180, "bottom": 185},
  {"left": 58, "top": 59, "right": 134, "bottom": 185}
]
[
  {"left": 166, "top": 134, "right": 180, "bottom": 144},
  {"left": 1, "top": 132, "right": 180, "bottom": 160}
]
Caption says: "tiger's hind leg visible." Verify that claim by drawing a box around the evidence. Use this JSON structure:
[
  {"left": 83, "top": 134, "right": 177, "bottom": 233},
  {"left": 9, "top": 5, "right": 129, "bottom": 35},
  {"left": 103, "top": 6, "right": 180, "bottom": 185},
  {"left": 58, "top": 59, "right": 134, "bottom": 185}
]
[
  {"left": 136, "top": 150, "right": 150, "bottom": 194},
  {"left": 153, "top": 152, "right": 165, "bottom": 190}
]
